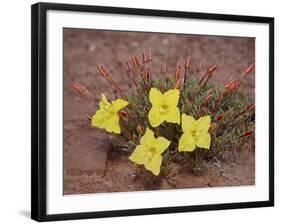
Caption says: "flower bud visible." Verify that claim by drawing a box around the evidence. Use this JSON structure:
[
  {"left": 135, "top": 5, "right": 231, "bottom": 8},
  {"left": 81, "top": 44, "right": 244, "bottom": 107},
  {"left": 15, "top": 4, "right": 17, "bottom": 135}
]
[
  {"left": 146, "top": 48, "right": 152, "bottom": 62},
  {"left": 184, "top": 56, "right": 190, "bottom": 69},
  {"left": 98, "top": 64, "right": 110, "bottom": 77},
  {"left": 131, "top": 55, "right": 140, "bottom": 68},
  {"left": 118, "top": 110, "right": 127, "bottom": 119},
  {"left": 210, "top": 123, "right": 217, "bottom": 132},
  {"left": 137, "top": 125, "right": 145, "bottom": 134},
  {"left": 216, "top": 114, "right": 224, "bottom": 122},
  {"left": 242, "top": 64, "right": 254, "bottom": 77},
  {"left": 160, "top": 63, "right": 167, "bottom": 75},
  {"left": 239, "top": 129, "right": 254, "bottom": 138},
  {"left": 205, "top": 94, "right": 212, "bottom": 103},
  {"left": 207, "top": 64, "right": 217, "bottom": 74},
  {"left": 175, "top": 68, "right": 181, "bottom": 81},
  {"left": 142, "top": 51, "right": 147, "bottom": 64},
  {"left": 247, "top": 103, "right": 255, "bottom": 111},
  {"left": 174, "top": 78, "right": 183, "bottom": 89},
  {"left": 71, "top": 81, "right": 92, "bottom": 96}
]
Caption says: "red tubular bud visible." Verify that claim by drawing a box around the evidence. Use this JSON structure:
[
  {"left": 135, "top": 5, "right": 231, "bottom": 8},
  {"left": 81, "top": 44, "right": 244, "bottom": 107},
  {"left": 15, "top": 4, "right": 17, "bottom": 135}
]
[
  {"left": 137, "top": 125, "right": 145, "bottom": 134},
  {"left": 144, "top": 69, "right": 151, "bottom": 81},
  {"left": 142, "top": 51, "right": 147, "bottom": 64},
  {"left": 174, "top": 78, "right": 183, "bottom": 89},
  {"left": 71, "top": 81, "right": 92, "bottom": 96},
  {"left": 216, "top": 114, "right": 224, "bottom": 122},
  {"left": 205, "top": 94, "right": 213, "bottom": 103},
  {"left": 184, "top": 56, "right": 190, "bottom": 69},
  {"left": 160, "top": 63, "right": 167, "bottom": 75},
  {"left": 146, "top": 48, "right": 152, "bottom": 62},
  {"left": 118, "top": 110, "right": 127, "bottom": 119},
  {"left": 207, "top": 64, "right": 217, "bottom": 74},
  {"left": 247, "top": 103, "right": 255, "bottom": 111},
  {"left": 183, "top": 56, "right": 190, "bottom": 85},
  {"left": 243, "top": 64, "right": 254, "bottom": 76},
  {"left": 224, "top": 80, "right": 238, "bottom": 91},
  {"left": 131, "top": 55, "right": 140, "bottom": 68},
  {"left": 98, "top": 64, "right": 110, "bottom": 77},
  {"left": 239, "top": 129, "right": 254, "bottom": 138},
  {"left": 210, "top": 123, "right": 217, "bottom": 132},
  {"left": 175, "top": 68, "right": 181, "bottom": 81}
]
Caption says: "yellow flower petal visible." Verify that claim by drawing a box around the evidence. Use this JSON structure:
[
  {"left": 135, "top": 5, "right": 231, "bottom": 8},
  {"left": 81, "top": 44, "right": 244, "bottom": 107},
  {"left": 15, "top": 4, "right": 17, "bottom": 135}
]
[
  {"left": 149, "top": 88, "right": 163, "bottom": 107},
  {"left": 112, "top": 99, "right": 129, "bottom": 111},
  {"left": 197, "top": 115, "right": 211, "bottom": 132},
  {"left": 148, "top": 107, "right": 164, "bottom": 127},
  {"left": 178, "top": 132, "right": 196, "bottom": 152},
  {"left": 129, "top": 129, "right": 169, "bottom": 176},
  {"left": 99, "top": 93, "right": 110, "bottom": 109},
  {"left": 91, "top": 109, "right": 105, "bottom": 127},
  {"left": 181, "top": 114, "right": 196, "bottom": 133},
  {"left": 140, "top": 128, "right": 157, "bottom": 146},
  {"left": 103, "top": 114, "right": 121, "bottom": 134},
  {"left": 196, "top": 132, "right": 211, "bottom": 149},
  {"left": 164, "top": 107, "right": 180, "bottom": 124},
  {"left": 156, "top": 137, "right": 171, "bottom": 154},
  {"left": 92, "top": 93, "right": 128, "bottom": 134},
  {"left": 129, "top": 145, "right": 148, "bottom": 165},
  {"left": 163, "top": 89, "right": 180, "bottom": 107},
  {"left": 144, "top": 154, "right": 162, "bottom": 176}
]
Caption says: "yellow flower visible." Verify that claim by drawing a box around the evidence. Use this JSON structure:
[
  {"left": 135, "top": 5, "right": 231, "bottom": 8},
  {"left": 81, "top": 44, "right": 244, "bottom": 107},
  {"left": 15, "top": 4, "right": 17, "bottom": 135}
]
[
  {"left": 91, "top": 93, "right": 128, "bottom": 134},
  {"left": 179, "top": 114, "right": 211, "bottom": 152},
  {"left": 148, "top": 88, "right": 180, "bottom": 127},
  {"left": 129, "top": 128, "right": 170, "bottom": 176}
]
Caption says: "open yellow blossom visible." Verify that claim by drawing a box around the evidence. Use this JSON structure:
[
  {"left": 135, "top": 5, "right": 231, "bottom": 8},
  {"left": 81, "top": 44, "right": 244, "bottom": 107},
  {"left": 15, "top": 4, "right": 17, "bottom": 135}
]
[
  {"left": 148, "top": 88, "right": 180, "bottom": 127},
  {"left": 179, "top": 114, "right": 211, "bottom": 152},
  {"left": 91, "top": 93, "right": 128, "bottom": 134},
  {"left": 129, "top": 128, "right": 170, "bottom": 176}
]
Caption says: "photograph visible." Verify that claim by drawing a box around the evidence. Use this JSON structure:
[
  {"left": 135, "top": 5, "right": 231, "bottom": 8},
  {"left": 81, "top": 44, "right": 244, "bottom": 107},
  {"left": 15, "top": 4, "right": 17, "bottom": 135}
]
[{"left": 63, "top": 28, "right": 255, "bottom": 195}]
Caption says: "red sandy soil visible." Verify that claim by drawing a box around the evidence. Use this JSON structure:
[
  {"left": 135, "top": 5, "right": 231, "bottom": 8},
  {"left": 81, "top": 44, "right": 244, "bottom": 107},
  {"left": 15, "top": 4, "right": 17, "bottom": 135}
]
[{"left": 63, "top": 29, "right": 255, "bottom": 195}]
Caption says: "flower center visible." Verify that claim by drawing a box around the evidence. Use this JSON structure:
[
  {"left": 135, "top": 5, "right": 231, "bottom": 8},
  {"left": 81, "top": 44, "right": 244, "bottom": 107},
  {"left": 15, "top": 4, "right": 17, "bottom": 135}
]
[
  {"left": 147, "top": 147, "right": 157, "bottom": 158},
  {"left": 159, "top": 104, "right": 168, "bottom": 114},
  {"left": 192, "top": 130, "right": 200, "bottom": 138}
]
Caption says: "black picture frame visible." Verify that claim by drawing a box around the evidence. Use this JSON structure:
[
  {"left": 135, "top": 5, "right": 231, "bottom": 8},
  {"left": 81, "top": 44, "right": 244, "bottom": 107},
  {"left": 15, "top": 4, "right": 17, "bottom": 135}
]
[{"left": 31, "top": 2, "right": 274, "bottom": 222}]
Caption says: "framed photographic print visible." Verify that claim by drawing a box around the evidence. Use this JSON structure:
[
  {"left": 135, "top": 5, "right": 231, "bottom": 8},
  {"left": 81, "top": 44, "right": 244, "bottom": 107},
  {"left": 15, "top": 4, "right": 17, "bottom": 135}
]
[{"left": 31, "top": 2, "right": 274, "bottom": 222}]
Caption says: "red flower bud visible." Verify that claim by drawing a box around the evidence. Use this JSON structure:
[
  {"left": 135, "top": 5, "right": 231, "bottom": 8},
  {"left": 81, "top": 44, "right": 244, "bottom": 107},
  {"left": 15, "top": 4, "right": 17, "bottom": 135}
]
[
  {"left": 160, "top": 63, "right": 167, "bottom": 75},
  {"left": 98, "top": 64, "right": 110, "bottom": 77},
  {"left": 174, "top": 78, "right": 183, "bottom": 89},
  {"left": 244, "top": 64, "right": 254, "bottom": 75},
  {"left": 142, "top": 51, "right": 147, "bottom": 64},
  {"left": 239, "top": 130, "right": 254, "bottom": 138},
  {"left": 184, "top": 56, "right": 190, "bottom": 69},
  {"left": 71, "top": 81, "right": 92, "bottom": 96},
  {"left": 210, "top": 123, "right": 217, "bottom": 132},
  {"left": 205, "top": 94, "right": 212, "bottom": 103},
  {"left": 137, "top": 125, "right": 145, "bottom": 134},
  {"left": 247, "top": 103, "right": 255, "bottom": 111},
  {"left": 175, "top": 68, "right": 181, "bottom": 81},
  {"left": 207, "top": 64, "right": 217, "bottom": 74},
  {"left": 216, "top": 114, "right": 224, "bottom": 122},
  {"left": 146, "top": 48, "right": 152, "bottom": 62},
  {"left": 131, "top": 55, "right": 140, "bottom": 68},
  {"left": 118, "top": 110, "right": 127, "bottom": 119}
]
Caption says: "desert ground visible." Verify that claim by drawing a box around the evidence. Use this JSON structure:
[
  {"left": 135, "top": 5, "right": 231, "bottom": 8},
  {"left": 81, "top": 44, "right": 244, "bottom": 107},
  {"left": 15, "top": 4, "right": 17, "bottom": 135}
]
[{"left": 63, "top": 28, "right": 255, "bottom": 194}]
